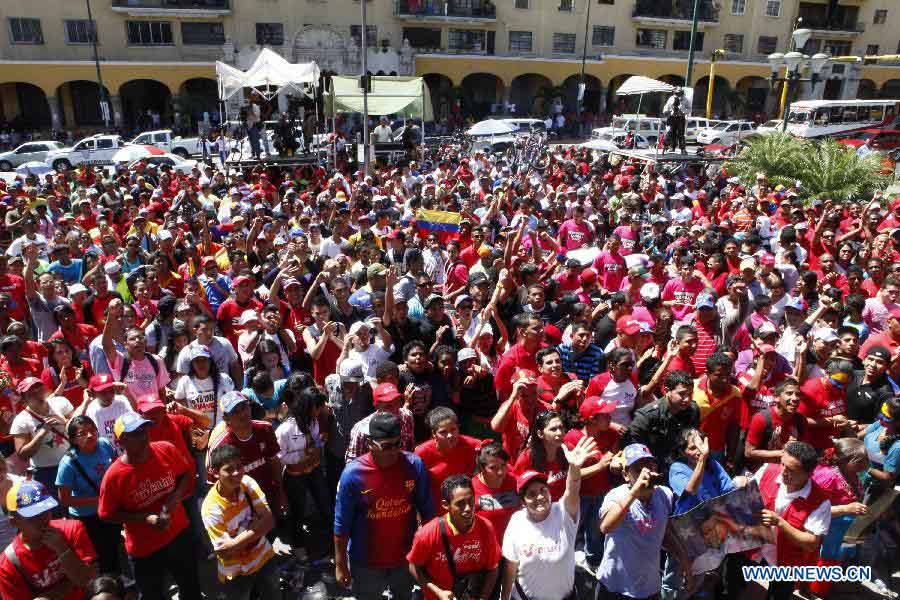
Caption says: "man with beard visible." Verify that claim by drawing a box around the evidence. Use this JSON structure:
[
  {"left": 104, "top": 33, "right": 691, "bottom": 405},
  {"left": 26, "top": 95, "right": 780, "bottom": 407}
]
[{"left": 845, "top": 345, "right": 894, "bottom": 424}]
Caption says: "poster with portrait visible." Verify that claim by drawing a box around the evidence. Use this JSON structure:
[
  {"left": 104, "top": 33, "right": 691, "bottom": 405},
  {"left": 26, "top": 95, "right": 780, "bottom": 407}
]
[{"left": 670, "top": 480, "right": 775, "bottom": 574}]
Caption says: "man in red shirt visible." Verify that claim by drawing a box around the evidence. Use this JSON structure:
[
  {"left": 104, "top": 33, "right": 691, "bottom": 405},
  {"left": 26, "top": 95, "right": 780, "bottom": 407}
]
[
  {"left": 206, "top": 392, "right": 284, "bottom": 509},
  {"left": 0, "top": 254, "right": 27, "bottom": 323},
  {"left": 798, "top": 360, "right": 857, "bottom": 451},
  {"left": 0, "top": 335, "right": 41, "bottom": 388},
  {"left": 407, "top": 475, "right": 501, "bottom": 600},
  {"left": 415, "top": 407, "right": 481, "bottom": 512},
  {"left": 491, "top": 369, "right": 550, "bottom": 462},
  {"left": 745, "top": 377, "right": 807, "bottom": 469},
  {"left": 216, "top": 275, "right": 264, "bottom": 350},
  {"left": 665, "top": 325, "right": 699, "bottom": 379},
  {"left": 98, "top": 412, "right": 200, "bottom": 600},
  {"left": 494, "top": 314, "right": 545, "bottom": 400},
  {"left": 0, "top": 479, "right": 97, "bottom": 600}
]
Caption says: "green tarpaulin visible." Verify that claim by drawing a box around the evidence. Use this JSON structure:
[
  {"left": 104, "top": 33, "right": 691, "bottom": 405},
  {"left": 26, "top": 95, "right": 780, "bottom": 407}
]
[{"left": 325, "top": 76, "right": 433, "bottom": 121}]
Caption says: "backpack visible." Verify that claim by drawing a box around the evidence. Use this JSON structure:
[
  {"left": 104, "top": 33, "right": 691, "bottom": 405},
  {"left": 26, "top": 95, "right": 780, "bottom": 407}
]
[{"left": 118, "top": 353, "right": 160, "bottom": 383}]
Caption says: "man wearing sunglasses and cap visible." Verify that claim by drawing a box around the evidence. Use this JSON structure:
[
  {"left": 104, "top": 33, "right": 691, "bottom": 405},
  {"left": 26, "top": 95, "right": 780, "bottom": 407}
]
[
  {"left": 334, "top": 411, "right": 433, "bottom": 600},
  {"left": 0, "top": 478, "right": 97, "bottom": 600},
  {"left": 98, "top": 412, "right": 200, "bottom": 600}
]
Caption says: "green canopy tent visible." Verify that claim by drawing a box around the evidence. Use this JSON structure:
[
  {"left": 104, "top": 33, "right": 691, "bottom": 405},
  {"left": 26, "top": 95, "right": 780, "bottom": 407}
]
[{"left": 325, "top": 75, "right": 433, "bottom": 121}]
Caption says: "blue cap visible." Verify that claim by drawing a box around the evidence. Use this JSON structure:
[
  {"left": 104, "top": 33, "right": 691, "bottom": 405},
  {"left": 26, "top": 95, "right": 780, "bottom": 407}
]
[
  {"left": 784, "top": 295, "right": 805, "bottom": 312},
  {"left": 190, "top": 344, "right": 212, "bottom": 361},
  {"left": 695, "top": 293, "right": 716, "bottom": 310},
  {"left": 623, "top": 443, "right": 656, "bottom": 467},
  {"left": 113, "top": 412, "right": 153, "bottom": 439},
  {"left": 5, "top": 480, "right": 58, "bottom": 518},
  {"left": 221, "top": 391, "right": 250, "bottom": 414}
]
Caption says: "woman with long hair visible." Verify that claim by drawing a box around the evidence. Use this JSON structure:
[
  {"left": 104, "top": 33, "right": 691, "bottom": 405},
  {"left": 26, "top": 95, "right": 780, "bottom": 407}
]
[
  {"left": 513, "top": 410, "right": 568, "bottom": 501},
  {"left": 245, "top": 339, "right": 289, "bottom": 387},
  {"left": 56, "top": 415, "right": 121, "bottom": 575},
  {"left": 276, "top": 381, "right": 332, "bottom": 559},
  {"left": 472, "top": 441, "right": 520, "bottom": 545},
  {"left": 162, "top": 323, "right": 191, "bottom": 377},
  {"left": 174, "top": 345, "right": 234, "bottom": 434},
  {"left": 40, "top": 338, "right": 90, "bottom": 410}
]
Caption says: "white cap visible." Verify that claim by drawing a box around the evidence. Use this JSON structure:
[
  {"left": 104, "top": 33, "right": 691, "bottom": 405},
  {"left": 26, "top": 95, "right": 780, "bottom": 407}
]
[
  {"left": 68, "top": 283, "right": 88, "bottom": 297},
  {"left": 348, "top": 321, "right": 369, "bottom": 336},
  {"left": 103, "top": 261, "right": 121, "bottom": 274},
  {"left": 640, "top": 282, "right": 660, "bottom": 302}
]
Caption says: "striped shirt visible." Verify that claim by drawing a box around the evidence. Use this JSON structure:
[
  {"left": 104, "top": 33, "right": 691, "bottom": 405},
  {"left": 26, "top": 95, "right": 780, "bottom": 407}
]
[
  {"left": 557, "top": 343, "right": 606, "bottom": 383},
  {"left": 201, "top": 475, "right": 275, "bottom": 582}
]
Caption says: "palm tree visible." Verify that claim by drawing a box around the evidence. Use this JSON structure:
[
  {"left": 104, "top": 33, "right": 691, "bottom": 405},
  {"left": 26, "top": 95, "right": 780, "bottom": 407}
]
[{"left": 725, "top": 133, "right": 889, "bottom": 201}]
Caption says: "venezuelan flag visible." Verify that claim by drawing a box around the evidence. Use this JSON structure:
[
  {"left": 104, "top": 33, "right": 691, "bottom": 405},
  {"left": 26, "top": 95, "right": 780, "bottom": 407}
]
[{"left": 415, "top": 209, "right": 460, "bottom": 242}]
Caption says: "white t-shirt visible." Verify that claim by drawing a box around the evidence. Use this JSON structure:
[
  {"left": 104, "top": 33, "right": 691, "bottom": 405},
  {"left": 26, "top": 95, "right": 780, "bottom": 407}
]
[
  {"left": 752, "top": 465, "right": 831, "bottom": 566},
  {"left": 85, "top": 395, "right": 136, "bottom": 444},
  {"left": 174, "top": 374, "right": 234, "bottom": 427},
  {"left": 10, "top": 397, "right": 74, "bottom": 468},
  {"left": 348, "top": 340, "right": 393, "bottom": 382},
  {"left": 175, "top": 337, "right": 238, "bottom": 375},
  {"left": 111, "top": 352, "right": 171, "bottom": 406},
  {"left": 502, "top": 501, "right": 579, "bottom": 600},
  {"left": 275, "top": 417, "right": 321, "bottom": 466}
]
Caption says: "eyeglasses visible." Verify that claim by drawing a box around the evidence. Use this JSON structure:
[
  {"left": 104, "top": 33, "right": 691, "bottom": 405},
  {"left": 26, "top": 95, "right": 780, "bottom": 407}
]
[
  {"left": 417, "top": 282, "right": 432, "bottom": 288},
  {"left": 371, "top": 439, "right": 402, "bottom": 451}
]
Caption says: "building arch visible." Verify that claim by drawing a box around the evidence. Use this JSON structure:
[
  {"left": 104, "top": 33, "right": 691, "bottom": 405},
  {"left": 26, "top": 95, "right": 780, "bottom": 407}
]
[
  {"left": 735, "top": 76, "right": 770, "bottom": 117},
  {"left": 459, "top": 73, "right": 504, "bottom": 119},
  {"left": 857, "top": 79, "right": 877, "bottom": 100},
  {"left": 56, "top": 81, "right": 110, "bottom": 128},
  {"left": 880, "top": 79, "right": 900, "bottom": 99},
  {"left": 0, "top": 82, "right": 51, "bottom": 130},
  {"left": 694, "top": 75, "right": 731, "bottom": 119},
  {"left": 561, "top": 74, "right": 603, "bottom": 114},
  {"left": 607, "top": 74, "right": 637, "bottom": 115},
  {"left": 509, "top": 73, "right": 553, "bottom": 117},
  {"left": 179, "top": 77, "right": 219, "bottom": 130},
  {"left": 119, "top": 79, "right": 172, "bottom": 132},
  {"left": 423, "top": 73, "right": 454, "bottom": 123}
]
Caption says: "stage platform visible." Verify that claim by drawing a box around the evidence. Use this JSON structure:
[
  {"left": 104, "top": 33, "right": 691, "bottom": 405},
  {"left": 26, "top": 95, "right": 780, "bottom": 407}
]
[
  {"left": 225, "top": 152, "right": 323, "bottom": 169},
  {"left": 611, "top": 148, "right": 727, "bottom": 163}
]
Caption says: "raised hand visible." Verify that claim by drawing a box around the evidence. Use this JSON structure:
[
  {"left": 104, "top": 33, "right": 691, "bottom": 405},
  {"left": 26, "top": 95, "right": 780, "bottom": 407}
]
[{"left": 561, "top": 434, "right": 599, "bottom": 469}]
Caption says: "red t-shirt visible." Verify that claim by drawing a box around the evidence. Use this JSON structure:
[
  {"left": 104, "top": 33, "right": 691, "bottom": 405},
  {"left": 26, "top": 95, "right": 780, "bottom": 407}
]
[
  {"left": 662, "top": 277, "right": 706, "bottom": 320},
  {"left": 0, "top": 519, "right": 96, "bottom": 600},
  {"left": 0, "top": 356, "right": 42, "bottom": 388},
  {"left": 513, "top": 450, "right": 566, "bottom": 501},
  {"left": 97, "top": 441, "right": 194, "bottom": 558},
  {"left": 558, "top": 220, "right": 592, "bottom": 251},
  {"left": 563, "top": 428, "right": 620, "bottom": 497},
  {"left": 746, "top": 408, "right": 806, "bottom": 452},
  {"left": 147, "top": 413, "right": 194, "bottom": 464},
  {"left": 666, "top": 354, "right": 697, "bottom": 379},
  {"left": 49, "top": 324, "right": 99, "bottom": 361},
  {"left": 40, "top": 362, "right": 91, "bottom": 409},
  {"left": 206, "top": 420, "right": 281, "bottom": 504},
  {"left": 799, "top": 377, "right": 847, "bottom": 450},
  {"left": 415, "top": 435, "right": 481, "bottom": 512},
  {"left": 217, "top": 297, "right": 265, "bottom": 350},
  {"left": 406, "top": 515, "right": 501, "bottom": 600},
  {"left": 499, "top": 400, "right": 549, "bottom": 463},
  {"left": 0, "top": 273, "right": 27, "bottom": 322},
  {"left": 471, "top": 474, "right": 519, "bottom": 543},
  {"left": 592, "top": 250, "right": 626, "bottom": 292},
  {"left": 494, "top": 343, "right": 541, "bottom": 398},
  {"left": 737, "top": 371, "right": 780, "bottom": 429}
]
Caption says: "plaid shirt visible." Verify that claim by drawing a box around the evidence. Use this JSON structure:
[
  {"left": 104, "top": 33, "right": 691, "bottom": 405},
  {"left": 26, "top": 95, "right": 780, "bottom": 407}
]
[
  {"left": 344, "top": 407, "right": 415, "bottom": 463},
  {"left": 557, "top": 343, "right": 606, "bottom": 383}
]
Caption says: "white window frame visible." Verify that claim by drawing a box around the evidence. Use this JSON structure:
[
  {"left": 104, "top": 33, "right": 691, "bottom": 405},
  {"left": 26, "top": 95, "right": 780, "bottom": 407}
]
[
  {"left": 508, "top": 30, "right": 533, "bottom": 53},
  {"left": 514, "top": 0, "right": 529, "bottom": 9},
  {"left": 552, "top": 32, "right": 577, "bottom": 54},
  {"left": 730, "top": 0, "right": 745, "bottom": 16},
  {"left": 8, "top": 18, "right": 43, "bottom": 45},
  {"left": 765, "top": 0, "right": 781, "bottom": 18},
  {"left": 64, "top": 20, "right": 96, "bottom": 45},
  {"left": 592, "top": 25, "right": 615, "bottom": 47}
]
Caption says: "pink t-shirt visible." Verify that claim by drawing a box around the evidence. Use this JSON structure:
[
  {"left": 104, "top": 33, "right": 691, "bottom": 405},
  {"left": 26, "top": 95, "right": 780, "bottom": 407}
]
[
  {"left": 558, "top": 219, "right": 592, "bottom": 251},
  {"left": 862, "top": 297, "right": 899, "bottom": 334},
  {"left": 592, "top": 250, "right": 626, "bottom": 292},
  {"left": 662, "top": 277, "right": 706, "bottom": 320},
  {"left": 112, "top": 352, "right": 171, "bottom": 406},
  {"left": 811, "top": 464, "right": 858, "bottom": 506},
  {"left": 613, "top": 225, "right": 639, "bottom": 255}
]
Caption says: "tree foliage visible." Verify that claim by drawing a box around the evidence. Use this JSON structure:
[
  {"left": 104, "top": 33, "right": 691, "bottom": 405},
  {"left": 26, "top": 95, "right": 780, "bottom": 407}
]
[{"left": 725, "top": 133, "right": 889, "bottom": 201}]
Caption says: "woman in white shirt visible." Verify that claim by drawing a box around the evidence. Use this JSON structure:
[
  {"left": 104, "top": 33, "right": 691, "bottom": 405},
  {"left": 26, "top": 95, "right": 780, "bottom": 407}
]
[
  {"left": 174, "top": 344, "right": 234, "bottom": 431},
  {"left": 500, "top": 436, "right": 597, "bottom": 600},
  {"left": 275, "top": 382, "right": 333, "bottom": 557}
]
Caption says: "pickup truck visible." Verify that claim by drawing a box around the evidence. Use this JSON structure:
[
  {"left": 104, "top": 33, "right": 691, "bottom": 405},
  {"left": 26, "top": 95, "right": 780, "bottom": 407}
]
[
  {"left": 44, "top": 135, "right": 128, "bottom": 171},
  {"left": 131, "top": 130, "right": 203, "bottom": 158}
]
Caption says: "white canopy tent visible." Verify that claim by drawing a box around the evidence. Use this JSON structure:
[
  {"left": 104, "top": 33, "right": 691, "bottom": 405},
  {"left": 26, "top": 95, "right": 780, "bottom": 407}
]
[
  {"left": 216, "top": 48, "right": 321, "bottom": 102},
  {"left": 614, "top": 75, "right": 676, "bottom": 97}
]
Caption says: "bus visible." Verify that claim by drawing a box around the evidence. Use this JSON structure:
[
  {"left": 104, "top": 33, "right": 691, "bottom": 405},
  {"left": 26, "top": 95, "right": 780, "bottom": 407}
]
[{"left": 783, "top": 99, "right": 900, "bottom": 139}]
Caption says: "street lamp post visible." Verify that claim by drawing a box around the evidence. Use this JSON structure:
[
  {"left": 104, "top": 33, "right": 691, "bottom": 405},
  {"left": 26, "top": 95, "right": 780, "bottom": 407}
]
[
  {"left": 85, "top": 0, "right": 110, "bottom": 129},
  {"left": 705, "top": 49, "right": 726, "bottom": 120},
  {"left": 577, "top": 0, "right": 592, "bottom": 127},
  {"left": 768, "top": 27, "right": 830, "bottom": 133}
]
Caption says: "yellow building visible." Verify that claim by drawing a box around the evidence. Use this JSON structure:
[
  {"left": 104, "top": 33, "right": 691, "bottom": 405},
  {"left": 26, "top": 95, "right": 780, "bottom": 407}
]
[{"left": 1, "top": 0, "right": 900, "bottom": 132}]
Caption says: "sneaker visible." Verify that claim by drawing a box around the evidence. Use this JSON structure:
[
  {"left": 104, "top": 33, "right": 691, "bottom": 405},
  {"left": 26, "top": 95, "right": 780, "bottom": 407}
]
[{"left": 863, "top": 578, "right": 898, "bottom": 598}]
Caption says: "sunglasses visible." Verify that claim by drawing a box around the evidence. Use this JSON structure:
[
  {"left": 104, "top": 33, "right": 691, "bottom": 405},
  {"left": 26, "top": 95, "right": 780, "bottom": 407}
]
[{"left": 371, "top": 439, "right": 402, "bottom": 451}]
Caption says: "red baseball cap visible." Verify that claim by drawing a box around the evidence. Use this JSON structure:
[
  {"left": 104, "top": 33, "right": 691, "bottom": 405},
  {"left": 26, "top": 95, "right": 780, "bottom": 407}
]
[
  {"left": 513, "top": 369, "right": 538, "bottom": 386},
  {"left": 756, "top": 344, "right": 778, "bottom": 356},
  {"left": 201, "top": 256, "right": 217, "bottom": 267},
  {"left": 580, "top": 268, "right": 597, "bottom": 284},
  {"left": 516, "top": 470, "right": 548, "bottom": 494},
  {"left": 616, "top": 316, "right": 647, "bottom": 336},
  {"left": 373, "top": 383, "right": 402, "bottom": 405},
  {"left": 579, "top": 396, "right": 617, "bottom": 420},
  {"left": 232, "top": 275, "right": 253, "bottom": 288},
  {"left": 137, "top": 398, "right": 165, "bottom": 414},
  {"left": 15, "top": 377, "right": 43, "bottom": 395},
  {"left": 88, "top": 374, "right": 116, "bottom": 393}
]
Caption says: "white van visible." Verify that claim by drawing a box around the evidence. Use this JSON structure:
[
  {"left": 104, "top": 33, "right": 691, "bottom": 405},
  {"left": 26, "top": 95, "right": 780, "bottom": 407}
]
[
  {"left": 606, "top": 115, "right": 664, "bottom": 142},
  {"left": 684, "top": 117, "right": 723, "bottom": 142}
]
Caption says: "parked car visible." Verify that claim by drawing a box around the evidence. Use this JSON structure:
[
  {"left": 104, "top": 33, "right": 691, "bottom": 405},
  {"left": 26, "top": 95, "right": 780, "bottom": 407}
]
[
  {"left": 0, "top": 141, "right": 68, "bottom": 171},
  {"left": 131, "top": 130, "right": 203, "bottom": 158},
  {"left": 45, "top": 135, "right": 128, "bottom": 171},
  {"left": 754, "top": 120, "right": 784, "bottom": 136},
  {"left": 695, "top": 121, "right": 757, "bottom": 146},
  {"left": 128, "top": 153, "right": 198, "bottom": 176},
  {"left": 588, "top": 131, "right": 650, "bottom": 150},
  {"left": 595, "top": 116, "right": 663, "bottom": 143},
  {"left": 835, "top": 129, "right": 900, "bottom": 151},
  {"left": 684, "top": 117, "right": 723, "bottom": 143}
]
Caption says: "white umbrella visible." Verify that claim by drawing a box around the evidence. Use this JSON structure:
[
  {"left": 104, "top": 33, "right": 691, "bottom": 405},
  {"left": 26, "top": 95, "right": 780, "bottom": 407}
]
[
  {"left": 566, "top": 247, "right": 601, "bottom": 266},
  {"left": 467, "top": 120, "right": 517, "bottom": 136},
  {"left": 580, "top": 139, "right": 618, "bottom": 151},
  {"left": 111, "top": 144, "right": 167, "bottom": 164},
  {"left": 16, "top": 161, "right": 52, "bottom": 176}
]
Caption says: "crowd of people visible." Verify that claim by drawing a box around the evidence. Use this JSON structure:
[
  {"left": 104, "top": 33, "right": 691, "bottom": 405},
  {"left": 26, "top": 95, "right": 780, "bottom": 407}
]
[{"left": 0, "top": 142, "right": 897, "bottom": 600}]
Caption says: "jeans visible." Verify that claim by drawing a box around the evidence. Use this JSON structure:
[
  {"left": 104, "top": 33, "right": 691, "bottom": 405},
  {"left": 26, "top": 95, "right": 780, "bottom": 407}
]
[
  {"left": 283, "top": 466, "right": 333, "bottom": 550},
  {"left": 595, "top": 582, "right": 658, "bottom": 600},
  {"left": 220, "top": 556, "right": 280, "bottom": 600},
  {"left": 131, "top": 528, "right": 201, "bottom": 600},
  {"left": 248, "top": 125, "right": 262, "bottom": 158},
  {"left": 79, "top": 514, "right": 122, "bottom": 575},
  {"left": 579, "top": 496, "right": 603, "bottom": 566},
  {"left": 351, "top": 564, "right": 414, "bottom": 600},
  {"left": 659, "top": 552, "right": 682, "bottom": 600}
]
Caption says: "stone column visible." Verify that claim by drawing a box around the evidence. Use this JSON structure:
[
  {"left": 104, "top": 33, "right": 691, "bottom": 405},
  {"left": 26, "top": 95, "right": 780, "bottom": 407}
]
[
  {"left": 109, "top": 94, "right": 123, "bottom": 127},
  {"left": 839, "top": 63, "right": 861, "bottom": 100},
  {"left": 47, "top": 96, "right": 63, "bottom": 130}
]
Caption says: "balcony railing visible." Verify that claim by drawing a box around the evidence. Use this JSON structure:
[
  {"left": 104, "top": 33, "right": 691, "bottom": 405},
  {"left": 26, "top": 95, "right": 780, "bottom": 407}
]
[
  {"left": 801, "top": 18, "right": 865, "bottom": 33},
  {"left": 394, "top": 1, "right": 497, "bottom": 19},
  {"left": 632, "top": 0, "right": 719, "bottom": 22},
  {"left": 112, "top": 0, "right": 230, "bottom": 10}
]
